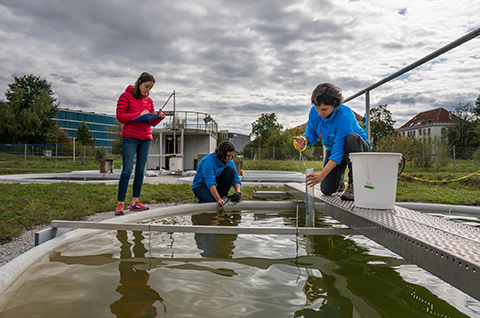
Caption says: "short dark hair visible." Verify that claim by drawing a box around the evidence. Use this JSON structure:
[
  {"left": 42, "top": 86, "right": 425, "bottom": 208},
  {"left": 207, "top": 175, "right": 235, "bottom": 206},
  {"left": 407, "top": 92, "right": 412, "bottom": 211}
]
[
  {"left": 311, "top": 83, "right": 343, "bottom": 107},
  {"left": 133, "top": 72, "right": 155, "bottom": 99},
  {"left": 215, "top": 140, "right": 235, "bottom": 163}
]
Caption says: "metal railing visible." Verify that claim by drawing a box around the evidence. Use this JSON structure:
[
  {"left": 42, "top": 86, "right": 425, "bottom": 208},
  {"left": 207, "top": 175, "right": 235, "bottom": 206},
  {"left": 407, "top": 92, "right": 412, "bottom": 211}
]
[{"left": 344, "top": 27, "right": 480, "bottom": 140}]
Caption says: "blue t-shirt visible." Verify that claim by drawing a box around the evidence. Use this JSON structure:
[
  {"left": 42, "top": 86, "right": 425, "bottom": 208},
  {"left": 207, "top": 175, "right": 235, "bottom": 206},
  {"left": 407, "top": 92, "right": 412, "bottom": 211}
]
[
  {"left": 303, "top": 104, "right": 370, "bottom": 163},
  {"left": 192, "top": 152, "right": 242, "bottom": 190}
]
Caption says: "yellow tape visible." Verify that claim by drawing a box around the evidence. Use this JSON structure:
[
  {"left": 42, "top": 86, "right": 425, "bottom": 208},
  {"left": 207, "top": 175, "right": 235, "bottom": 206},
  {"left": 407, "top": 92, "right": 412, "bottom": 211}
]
[
  {"left": 293, "top": 138, "right": 307, "bottom": 152},
  {"left": 400, "top": 169, "right": 480, "bottom": 183}
]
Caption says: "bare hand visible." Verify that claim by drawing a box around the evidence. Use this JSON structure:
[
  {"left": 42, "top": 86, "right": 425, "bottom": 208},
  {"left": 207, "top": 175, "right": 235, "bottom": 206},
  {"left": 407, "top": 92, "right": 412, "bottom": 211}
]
[
  {"left": 140, "top": 110, "right": 148, "bottom": 115},
  {"left": 293, "top": 136, "right": 305, "bottom": 150},
  {"left": 217, "top": 198, "right": 225, "bottom": 207},
  {"left": 306, "top": 173, "right": 323, "bottom": 187},
  {"left": 157, "top": 110, "right": 166, "bottom": 119}
]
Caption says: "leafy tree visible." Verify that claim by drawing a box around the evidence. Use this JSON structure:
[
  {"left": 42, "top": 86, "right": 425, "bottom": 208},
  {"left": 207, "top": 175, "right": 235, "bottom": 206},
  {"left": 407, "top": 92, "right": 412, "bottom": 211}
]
[
  {"left": 57, "top": 128, "right": 73, "bottom": 156},
  {"left": 250, "top": 113, "right": 282, "bottom": 148},
  {"left": 365, "top": 104, "right": 396, "bottom": 147},
  {"left": 0, "top": 74, "right": 59, "bottom": 143},
  {"left": 76, "top": 121, "right": 94, "bottom": 166},
  {"left": 474, "top": 94, "right": 480, "bottom": 118},
  {"left": 217, "top": 132, "right": 226, "bottom": 145},
  {"left": 446, "top": 101, "right": 479, "bottom": 159}
]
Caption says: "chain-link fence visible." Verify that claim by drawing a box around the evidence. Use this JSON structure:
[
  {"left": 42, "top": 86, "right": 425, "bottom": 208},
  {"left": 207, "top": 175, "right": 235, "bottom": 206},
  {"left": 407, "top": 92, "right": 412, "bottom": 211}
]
[
  {"left": 0, "top": 143, "right": 112, "bottom": 170},
  {"left": 238, "top": 145, "right": 480, "bottom": 174}
]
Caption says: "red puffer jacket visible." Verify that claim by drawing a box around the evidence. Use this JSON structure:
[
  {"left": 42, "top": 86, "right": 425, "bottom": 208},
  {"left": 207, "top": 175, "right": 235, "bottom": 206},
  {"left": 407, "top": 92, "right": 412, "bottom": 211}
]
[{"left": 116, "top": 85, "right": 164, "bottom": 140}]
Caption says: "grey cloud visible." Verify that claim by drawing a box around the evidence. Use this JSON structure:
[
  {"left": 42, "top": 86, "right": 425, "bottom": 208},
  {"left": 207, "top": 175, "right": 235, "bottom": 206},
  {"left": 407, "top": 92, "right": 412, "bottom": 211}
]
[{"left": 50, "top": 74, "right": 78, "bottom": 84}]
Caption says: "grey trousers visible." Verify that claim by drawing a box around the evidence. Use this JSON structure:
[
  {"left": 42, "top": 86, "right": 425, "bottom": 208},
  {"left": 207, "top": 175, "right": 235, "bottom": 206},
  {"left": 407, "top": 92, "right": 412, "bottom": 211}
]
[{"left": 321, "top": 133, "right": 370, "bottom": 195}]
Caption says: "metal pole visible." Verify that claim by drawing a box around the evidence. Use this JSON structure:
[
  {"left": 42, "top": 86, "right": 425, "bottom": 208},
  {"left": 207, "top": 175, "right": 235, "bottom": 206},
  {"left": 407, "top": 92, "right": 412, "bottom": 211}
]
[
  {"left": 273, "top": 146, "right": 275, "bottom": 171},
  {"left": 305, "top": 167, "right": 315, "bottom": 227},
  {"left": 365, "top": 90, "right": 371, "bottom": 142},
  {"left": 181, "top": 128, "right": 184, "bottom": 170},
  {"left": 73, "top": 137, "right": 75, "bottom": 162},
  {"left": 344, "top": 27, "right": 480, "bottom": 104},
  {"left": 24, "top": 144, "right": 27, "bottom": 169},
  {"left": 251, "top": 147, "right": 253, "bottom": 169},
  {"left": 422, "top": 144, "right": 425, "bottom": 172},
  {"left": 55, "top": 144, "right": 58, "bottom": 169},
  {"left": 453, "top": 145, "right": 456, "bottom": 173},
  {"left": 343, "top": 27, "right": 480, "bottom": 133},
  {"left": 173, "top": 90, "right": 176, "bottom": 156}
]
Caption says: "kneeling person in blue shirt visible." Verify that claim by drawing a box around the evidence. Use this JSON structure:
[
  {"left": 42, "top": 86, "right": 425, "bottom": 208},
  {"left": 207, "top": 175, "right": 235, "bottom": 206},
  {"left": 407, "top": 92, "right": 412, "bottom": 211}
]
[
  {"left": 294, "top": 83, "right": 371, "bottom": 201},
  {"left": 192, "top": 140, "right": 242, "bottom": 206}
]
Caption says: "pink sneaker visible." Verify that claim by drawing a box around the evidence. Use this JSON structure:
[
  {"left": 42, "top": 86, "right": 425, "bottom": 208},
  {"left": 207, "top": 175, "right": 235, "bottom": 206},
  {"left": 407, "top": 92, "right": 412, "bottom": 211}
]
[
  {"left": 115, "top": 202, "right": 125, "bottom": 216},
  {"left": 130, "top": 201, "right": 149, "bottom": 211}
]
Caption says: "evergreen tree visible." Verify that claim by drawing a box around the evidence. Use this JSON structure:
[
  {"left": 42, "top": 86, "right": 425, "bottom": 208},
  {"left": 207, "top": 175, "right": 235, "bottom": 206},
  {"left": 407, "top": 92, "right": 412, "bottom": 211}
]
[
  {"left": 76, "top": 121, "right": 94, "bottom": 166},
  {"left": 76, "top": 121, "right": 94, "bottom": 146}
]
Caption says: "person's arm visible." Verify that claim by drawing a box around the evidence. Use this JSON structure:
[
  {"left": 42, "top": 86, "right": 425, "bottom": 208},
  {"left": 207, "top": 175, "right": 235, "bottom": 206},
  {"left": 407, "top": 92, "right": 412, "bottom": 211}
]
[
  {"left": 306, "top": 159, "right": 338, "bottom": 187},
  {"left": 233, "top": 183, "right": 241, "bottom": 193},
  {"left": 209, "top": 185, "right": 225, "bottom": 207}
]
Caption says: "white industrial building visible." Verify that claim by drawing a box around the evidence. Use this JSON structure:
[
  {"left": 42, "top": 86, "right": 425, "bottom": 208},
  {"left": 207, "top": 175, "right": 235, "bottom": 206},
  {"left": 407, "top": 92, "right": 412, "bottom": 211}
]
[{"left": 147, "top": 110, "right": 219, "bottom": 172}]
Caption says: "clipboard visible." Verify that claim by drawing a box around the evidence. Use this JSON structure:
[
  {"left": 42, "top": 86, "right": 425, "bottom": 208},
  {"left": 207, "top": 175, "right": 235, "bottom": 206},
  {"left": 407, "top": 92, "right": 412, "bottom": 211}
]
[{"left": 133, "top": 113, "right": 159, "bottom": 122}]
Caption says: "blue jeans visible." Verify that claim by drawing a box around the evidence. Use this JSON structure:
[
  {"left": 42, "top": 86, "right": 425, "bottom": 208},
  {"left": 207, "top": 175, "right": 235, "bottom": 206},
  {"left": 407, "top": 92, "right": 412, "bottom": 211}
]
[
  {"left": 193, "top": 166, "right": 236, "bottom": 203},
  {"left": 117, "top": 137, "right": 151, "bottom": 202},
  {"left": 321, "top": 133, "right": 370, "bottom": 195}
]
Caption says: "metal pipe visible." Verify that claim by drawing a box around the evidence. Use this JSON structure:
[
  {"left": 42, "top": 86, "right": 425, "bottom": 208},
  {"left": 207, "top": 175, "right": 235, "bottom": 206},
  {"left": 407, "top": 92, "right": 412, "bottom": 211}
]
[
  {"left": 366, "top": 90, "right": 371, "bottom": 142},
  {"left": 305, "top": 167, "right": 315, "bottom": 227},
  {"left": 343, "top": 27, "right": 480, "bottom": 141},
  {"left": 344, "top": 27, "right": 480, "bottom": 104}
]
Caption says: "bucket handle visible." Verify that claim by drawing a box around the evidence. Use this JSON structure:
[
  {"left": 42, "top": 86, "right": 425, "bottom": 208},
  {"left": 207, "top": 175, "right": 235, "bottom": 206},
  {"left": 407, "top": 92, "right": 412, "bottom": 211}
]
[{"left": 398, "top": 156, "right": 406, "bottom": 176}]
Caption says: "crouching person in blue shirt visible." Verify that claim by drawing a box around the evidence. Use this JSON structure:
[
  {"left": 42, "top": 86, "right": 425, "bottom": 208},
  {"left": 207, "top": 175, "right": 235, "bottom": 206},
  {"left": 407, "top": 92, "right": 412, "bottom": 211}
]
[
  {"left": 192, "top": 140, "right": 242, "bottom": 207},
  {"left": 294, "top": 83, "right": 371, "bottom": 201}
]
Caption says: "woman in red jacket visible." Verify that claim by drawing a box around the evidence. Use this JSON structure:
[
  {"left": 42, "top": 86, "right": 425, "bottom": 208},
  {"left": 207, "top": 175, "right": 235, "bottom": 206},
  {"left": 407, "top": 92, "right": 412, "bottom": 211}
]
[{"left": 115, "top": 72, "right": 165, "bottom": 215}]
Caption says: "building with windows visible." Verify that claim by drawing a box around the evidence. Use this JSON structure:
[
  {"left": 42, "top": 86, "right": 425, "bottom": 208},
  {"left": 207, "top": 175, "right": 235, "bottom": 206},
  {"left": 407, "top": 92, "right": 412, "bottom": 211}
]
[
  {"left": 53, "top": 108, "right": 117, "bottom": 148},
  {"left": 220, "top": 130, "right": 251, "bottom": 153},
  {"left": 397, "top": 108, "right": 458, "bottom": 139}
]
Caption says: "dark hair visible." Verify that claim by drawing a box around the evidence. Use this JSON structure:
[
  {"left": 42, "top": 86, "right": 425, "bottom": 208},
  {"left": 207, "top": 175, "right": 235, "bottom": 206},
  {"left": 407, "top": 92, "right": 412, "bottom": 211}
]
[
  {"left": 311, "top": 83, "right": 343, "bottom": 107},
  {"left": 215, "top": 140, "right": 236, "bottom": 163},
  {"left": 133, "top": 72, "right": 155, "bottom": 99}
]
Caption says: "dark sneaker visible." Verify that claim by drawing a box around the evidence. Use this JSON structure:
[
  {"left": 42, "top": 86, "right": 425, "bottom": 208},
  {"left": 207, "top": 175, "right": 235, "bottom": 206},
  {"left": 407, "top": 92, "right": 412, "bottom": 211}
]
[
  {"left": 130, "top": 201, "right": 149, "bottom": 211},
  {"left": 340, "top": 183, "right": 354, "bottom": 201},
  {"left": 337, "top": 181, "right": 345, "bottom": 193},
  {"left": 115, "top": 202, "right": 125, "bottom": 215}
]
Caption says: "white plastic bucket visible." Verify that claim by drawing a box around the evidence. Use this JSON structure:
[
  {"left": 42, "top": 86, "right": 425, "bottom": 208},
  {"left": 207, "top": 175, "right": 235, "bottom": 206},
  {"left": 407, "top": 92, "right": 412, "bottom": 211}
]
[{"left": 349, "top": 152, "right": 402, "bottom": 209}]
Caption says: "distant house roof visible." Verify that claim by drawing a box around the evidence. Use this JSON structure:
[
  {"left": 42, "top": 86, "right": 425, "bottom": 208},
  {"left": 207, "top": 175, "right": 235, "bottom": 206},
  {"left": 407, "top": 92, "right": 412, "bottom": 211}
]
[
  {"left": 398, "top": 107, "right": 458, "bottom": 129},
  {"left": 291, "top": 110, "right": 364, "bottom": 131}
]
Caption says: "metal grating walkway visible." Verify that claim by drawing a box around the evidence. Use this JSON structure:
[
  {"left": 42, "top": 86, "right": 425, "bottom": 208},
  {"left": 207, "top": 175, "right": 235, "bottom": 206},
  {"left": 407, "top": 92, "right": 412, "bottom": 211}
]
[{"left": 284, "top": 182, "right": 480, "bottom": 301}]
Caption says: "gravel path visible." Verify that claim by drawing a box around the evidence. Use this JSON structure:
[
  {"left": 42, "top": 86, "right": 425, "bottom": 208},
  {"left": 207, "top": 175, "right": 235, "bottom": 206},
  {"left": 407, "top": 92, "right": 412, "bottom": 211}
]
[
  {"left": 0, "top": 202, "right": 184, "bottom": 267},
  {"left": 0, "top": 175, "right": 187, "bottom": 267}
]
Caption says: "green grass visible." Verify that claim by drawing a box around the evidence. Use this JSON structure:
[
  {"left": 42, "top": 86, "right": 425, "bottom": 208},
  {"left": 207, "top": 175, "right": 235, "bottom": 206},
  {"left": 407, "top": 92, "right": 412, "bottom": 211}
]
[{"left": 0, "top": 183, "right": 294, "bottom": 245}]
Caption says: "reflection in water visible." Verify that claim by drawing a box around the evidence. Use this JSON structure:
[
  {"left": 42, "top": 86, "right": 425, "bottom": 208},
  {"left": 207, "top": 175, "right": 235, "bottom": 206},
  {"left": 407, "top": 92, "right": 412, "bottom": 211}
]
[
  {"left": 294, "top": 269, "right": 349, "bottom": 318},
  {"left": 303, "top": 230, "right": 472, "bottom": 318},
  {"left": 192, "top": 211, "right": 241, "bottom": 258},
  {"left": 2, "top": 210, "right": 478, "bottom": 317},
  {"left": 110, "top": 231, "right": 166, "bottom": 318}
]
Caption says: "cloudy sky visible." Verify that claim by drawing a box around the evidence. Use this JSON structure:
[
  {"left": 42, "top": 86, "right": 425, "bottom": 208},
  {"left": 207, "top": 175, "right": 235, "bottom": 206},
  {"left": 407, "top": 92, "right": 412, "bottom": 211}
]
[{"left": 1, "top": 0, "right": 479, "bottom": 136}]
